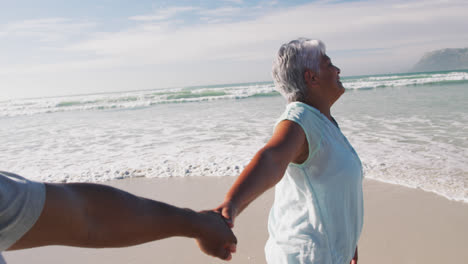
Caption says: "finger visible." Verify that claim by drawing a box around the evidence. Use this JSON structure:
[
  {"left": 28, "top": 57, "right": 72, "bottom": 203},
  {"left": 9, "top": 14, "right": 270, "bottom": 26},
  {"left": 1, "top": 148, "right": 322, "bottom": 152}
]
[
  {"left": 221, "top": 207, "right": 231, "bottom": 219},
  {"left": 228, "top": 243, "right": 237, "bottom": 253},
  {"left": 225, "top": 219, "right": 234, "bottom": 228},
  {"left": 214, "top": 207, "right": 222, "bottom": 214},
  {"left": 216, "top": 211, "right": 234, "bottom": 229},
  {"left": 224, "top": 241, "right": 237, "bottom": 253},
  {"left": 217, "top": 248, "right": 232, "bottom": 261},
  {"left": 221, "top": 208, "right": 235, "bottom": 228},
  {"left": 230, "top": 233, "right": 238, "bottom": 246},
  {"left": 220, "top": 213, "right": 234, "bottom": 228}
]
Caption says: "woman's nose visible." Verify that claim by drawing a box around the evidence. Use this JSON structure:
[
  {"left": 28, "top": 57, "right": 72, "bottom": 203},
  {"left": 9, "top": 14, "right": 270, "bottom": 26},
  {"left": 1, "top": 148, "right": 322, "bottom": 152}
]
[{"left": 335, "top": 66, "right": 341, "bottom": 74}]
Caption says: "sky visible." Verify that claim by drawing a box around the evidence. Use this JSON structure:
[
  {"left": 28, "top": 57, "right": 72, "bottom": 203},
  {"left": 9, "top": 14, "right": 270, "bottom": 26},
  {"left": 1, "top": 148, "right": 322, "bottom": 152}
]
[{"left": 1, "top": 0, "right": 467, "bottom": 100}]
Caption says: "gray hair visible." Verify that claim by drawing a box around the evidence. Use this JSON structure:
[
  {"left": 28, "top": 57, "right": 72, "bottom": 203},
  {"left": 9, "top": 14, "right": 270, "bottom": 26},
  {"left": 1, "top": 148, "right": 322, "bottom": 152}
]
[{"left": 272, "top": 38, "right": 326, "bottom": 103}]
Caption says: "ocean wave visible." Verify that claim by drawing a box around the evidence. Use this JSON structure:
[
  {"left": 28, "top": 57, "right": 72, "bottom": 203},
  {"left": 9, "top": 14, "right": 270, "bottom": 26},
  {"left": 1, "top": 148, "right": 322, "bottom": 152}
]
[
  {"left": 343, "top": 71, "right": 468, "bottom": 90},
  {"left": 0, "top": 83, "right": 277, "bottom": 117},
  {"left": 1, "top": 70, "right": 467, "bottom": 118}
]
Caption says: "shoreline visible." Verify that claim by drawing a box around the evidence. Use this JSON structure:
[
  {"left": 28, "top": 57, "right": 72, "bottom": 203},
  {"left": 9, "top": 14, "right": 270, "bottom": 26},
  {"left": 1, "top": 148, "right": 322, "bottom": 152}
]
[
  {"left": 364, "top": 177, "right": 468, "bottom": 204},
  {"left": 4, "top": 177, "right": 468, "bottom": 264}
]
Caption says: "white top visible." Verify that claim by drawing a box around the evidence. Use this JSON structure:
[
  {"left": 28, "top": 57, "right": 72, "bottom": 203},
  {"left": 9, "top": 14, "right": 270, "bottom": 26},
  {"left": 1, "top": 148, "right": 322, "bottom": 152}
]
[
  {"left": 265, "top": 102, "right": 364, "bottom": 264},
  {"left": 0, "top": 171, "right": 45, "bottom": 252}
]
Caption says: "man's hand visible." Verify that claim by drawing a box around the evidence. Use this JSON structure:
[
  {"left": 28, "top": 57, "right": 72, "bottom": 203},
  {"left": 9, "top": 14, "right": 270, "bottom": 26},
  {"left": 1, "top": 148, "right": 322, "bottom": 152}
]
[{"left": 194, "top": 211, "right": 237, "bottom": 261}]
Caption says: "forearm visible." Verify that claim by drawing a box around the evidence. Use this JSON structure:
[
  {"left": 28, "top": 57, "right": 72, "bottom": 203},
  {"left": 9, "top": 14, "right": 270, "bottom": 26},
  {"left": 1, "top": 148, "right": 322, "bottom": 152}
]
[
  {"left": 225, "top": 147, "right": 287, "bottom": 215},
  {"left": 9, "top": 183, "right": 200, "bottom": 250},
  {"left": 222, "top": 121, "right": 306, "bottom": 218},
  {"left": 79, "top": 183, "right": 199, "bottom": 247}
]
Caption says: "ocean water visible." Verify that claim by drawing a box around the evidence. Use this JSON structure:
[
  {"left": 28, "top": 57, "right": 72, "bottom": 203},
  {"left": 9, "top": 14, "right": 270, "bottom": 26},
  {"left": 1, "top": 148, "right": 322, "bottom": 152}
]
[{"left": 1, "top": 70, "right": 467, "bottom": 202}]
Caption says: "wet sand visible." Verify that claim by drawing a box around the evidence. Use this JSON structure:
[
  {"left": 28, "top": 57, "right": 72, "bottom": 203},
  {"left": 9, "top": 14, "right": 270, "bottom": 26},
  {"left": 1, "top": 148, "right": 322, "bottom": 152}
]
[{"left": 4, "top": 177, "right": 468, "bottom": 263}]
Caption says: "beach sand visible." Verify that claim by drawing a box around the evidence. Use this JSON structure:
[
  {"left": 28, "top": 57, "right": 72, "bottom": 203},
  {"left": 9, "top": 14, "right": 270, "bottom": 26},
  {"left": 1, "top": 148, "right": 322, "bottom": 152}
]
[{"left": 4, "top": 177, "right": 468, "bottom": 264}]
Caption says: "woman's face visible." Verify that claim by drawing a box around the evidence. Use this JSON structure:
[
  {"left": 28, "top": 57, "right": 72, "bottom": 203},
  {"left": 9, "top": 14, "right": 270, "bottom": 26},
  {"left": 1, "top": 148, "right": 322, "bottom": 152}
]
[{"left": 316, "top": 55, "right": 345, "bottom": 104}]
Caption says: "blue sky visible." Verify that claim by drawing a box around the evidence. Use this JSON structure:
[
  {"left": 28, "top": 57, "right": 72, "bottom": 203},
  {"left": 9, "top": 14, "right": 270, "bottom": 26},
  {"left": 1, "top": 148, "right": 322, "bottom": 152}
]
[{"left": 1, "top": 0, "right": 467, "bottom": 100}]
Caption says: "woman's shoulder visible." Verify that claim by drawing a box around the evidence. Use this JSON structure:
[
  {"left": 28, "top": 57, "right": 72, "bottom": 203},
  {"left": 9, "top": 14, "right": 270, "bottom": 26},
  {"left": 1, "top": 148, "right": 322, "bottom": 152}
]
[
  {"left": 282, "top": 102, "right": 323, "bottom": 122},
  {"left": 275, "top": 102, "right": 326, "bottom": 137}
]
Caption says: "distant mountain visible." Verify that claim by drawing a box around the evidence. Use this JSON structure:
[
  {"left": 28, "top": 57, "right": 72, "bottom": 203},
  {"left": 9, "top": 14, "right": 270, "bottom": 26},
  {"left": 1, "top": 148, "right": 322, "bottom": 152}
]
[{"left": 412, "top": 48, "right": 468, "bottom": 72}]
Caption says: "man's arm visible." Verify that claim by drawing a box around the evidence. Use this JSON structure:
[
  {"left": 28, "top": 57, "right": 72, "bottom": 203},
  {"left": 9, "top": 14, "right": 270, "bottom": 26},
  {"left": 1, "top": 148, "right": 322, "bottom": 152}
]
[
  {"left": 216, "top": 120, "right": 307, "bottom": 226},
  {"left": 8, "top": 182, "right": 237, "bottom": 260}
]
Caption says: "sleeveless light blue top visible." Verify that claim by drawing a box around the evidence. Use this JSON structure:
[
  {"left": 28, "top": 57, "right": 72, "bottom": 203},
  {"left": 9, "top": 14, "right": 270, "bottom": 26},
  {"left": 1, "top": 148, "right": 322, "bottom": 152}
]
[{"left": 265, "top": 102, "right": 364, "bottom": 264}]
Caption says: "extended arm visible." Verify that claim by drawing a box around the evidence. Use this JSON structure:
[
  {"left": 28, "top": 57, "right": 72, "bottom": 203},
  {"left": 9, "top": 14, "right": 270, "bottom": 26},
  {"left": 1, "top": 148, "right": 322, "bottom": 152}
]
[
  {"left": 216, "top": 120, "right": 307, "bottom": 226},
  {"left": 8, "top": 182, "right": 237, "bottom": 260}
]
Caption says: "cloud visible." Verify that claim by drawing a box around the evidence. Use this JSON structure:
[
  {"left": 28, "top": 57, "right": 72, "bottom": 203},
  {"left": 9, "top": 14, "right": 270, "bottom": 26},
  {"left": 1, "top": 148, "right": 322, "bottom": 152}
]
[
  {"left": 129, "top": 6, "right": 199, "bottom": 21},
  {"left": 71, "top": 1, "right": 465, "bottom": 65},
  {"left": 0, "top": 58, "right": 119, "bottom": 75},
  {"left": 198, "top": 7, "right": 244, "bottom": 18},
  {"left": 221, "top": 0, "right": 244, "bottom": 4},
  {"left": 2, "top": 0, "right": 468, "bottom": 83},
  {"left": 0, "top": 18, "right": 95, "bottom": 42}
]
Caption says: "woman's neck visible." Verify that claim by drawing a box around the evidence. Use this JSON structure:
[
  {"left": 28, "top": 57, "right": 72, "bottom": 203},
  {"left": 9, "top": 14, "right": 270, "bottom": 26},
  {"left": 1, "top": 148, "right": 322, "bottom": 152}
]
[{"left": 299, "top": 98, "right": 333, "bottom": 122}]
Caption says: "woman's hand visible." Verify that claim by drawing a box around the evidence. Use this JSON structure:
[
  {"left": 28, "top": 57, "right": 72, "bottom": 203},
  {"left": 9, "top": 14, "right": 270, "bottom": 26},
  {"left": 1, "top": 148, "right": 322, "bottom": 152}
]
[{"left": 215, "top": 200, "right": 238, "bottom": 228}]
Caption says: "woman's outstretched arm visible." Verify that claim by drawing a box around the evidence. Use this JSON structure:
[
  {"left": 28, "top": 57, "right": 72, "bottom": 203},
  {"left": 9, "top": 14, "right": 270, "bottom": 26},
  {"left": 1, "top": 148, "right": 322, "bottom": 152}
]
[{"left": 216, "top": 120, "right": 307, "bottom": 227}]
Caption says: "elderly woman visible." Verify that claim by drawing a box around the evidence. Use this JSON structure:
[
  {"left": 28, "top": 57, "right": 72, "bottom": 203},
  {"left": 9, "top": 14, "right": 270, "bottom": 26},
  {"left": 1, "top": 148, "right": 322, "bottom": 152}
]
[{"left": 215, "top": 38, "right": 363, "bottom": 264}]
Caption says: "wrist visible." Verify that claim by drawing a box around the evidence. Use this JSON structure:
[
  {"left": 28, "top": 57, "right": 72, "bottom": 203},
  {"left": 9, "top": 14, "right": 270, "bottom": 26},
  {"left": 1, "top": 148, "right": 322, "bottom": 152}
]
[
  {"left": 179, "top": 208, "right": 203, "bottom": 239},
  {"left": 164, "top": 207, "right": 199, "bottom": 239},
  {"left": 223, "top": 197, "right": 240, "bottom": 216}
]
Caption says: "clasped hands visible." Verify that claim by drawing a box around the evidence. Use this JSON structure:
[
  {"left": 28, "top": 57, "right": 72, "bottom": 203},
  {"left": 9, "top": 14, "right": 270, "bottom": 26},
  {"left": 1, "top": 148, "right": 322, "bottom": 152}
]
[{"left": 194, "top": 201, "right": 238, "bottom": 261}]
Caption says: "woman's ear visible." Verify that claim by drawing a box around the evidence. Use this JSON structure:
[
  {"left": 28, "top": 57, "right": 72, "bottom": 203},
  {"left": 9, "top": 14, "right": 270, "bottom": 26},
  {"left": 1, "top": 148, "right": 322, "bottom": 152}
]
[{"left": 304, "top": 69, "right": 317, "bottom": 87}]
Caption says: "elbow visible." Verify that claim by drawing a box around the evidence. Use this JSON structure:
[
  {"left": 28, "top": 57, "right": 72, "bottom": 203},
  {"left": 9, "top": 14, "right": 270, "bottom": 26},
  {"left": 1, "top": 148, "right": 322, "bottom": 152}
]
[
  {"left": 67, "top": 186, "right": 100, "bottom": 247},
  {"left": 59, "top": 184, "right": 107, "bottom": 248}
]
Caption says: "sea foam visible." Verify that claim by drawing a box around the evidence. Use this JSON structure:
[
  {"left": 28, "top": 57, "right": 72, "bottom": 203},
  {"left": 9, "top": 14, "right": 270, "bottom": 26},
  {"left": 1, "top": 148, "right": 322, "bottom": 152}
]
[{"left": 1, "top": 71, "right": 467, "bottom": 203}]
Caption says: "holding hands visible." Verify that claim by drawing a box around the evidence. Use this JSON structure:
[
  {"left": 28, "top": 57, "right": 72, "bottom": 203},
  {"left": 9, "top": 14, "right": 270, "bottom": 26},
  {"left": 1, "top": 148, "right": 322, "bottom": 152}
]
[
  {"left": 194, "top": 210, "right": 237, "bottom": 261},
  {"left": 214, "top": 200, "right": 239, "bottom": 228},
  {"left": 194, "top": 198, "right": 241, "bottom": 261}
]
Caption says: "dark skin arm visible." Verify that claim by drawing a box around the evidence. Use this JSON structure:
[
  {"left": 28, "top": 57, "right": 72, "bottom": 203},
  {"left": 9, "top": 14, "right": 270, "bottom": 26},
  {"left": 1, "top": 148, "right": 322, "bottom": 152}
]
[{"left": 8, "top": 182, "right": 237, "bottom": 260}]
